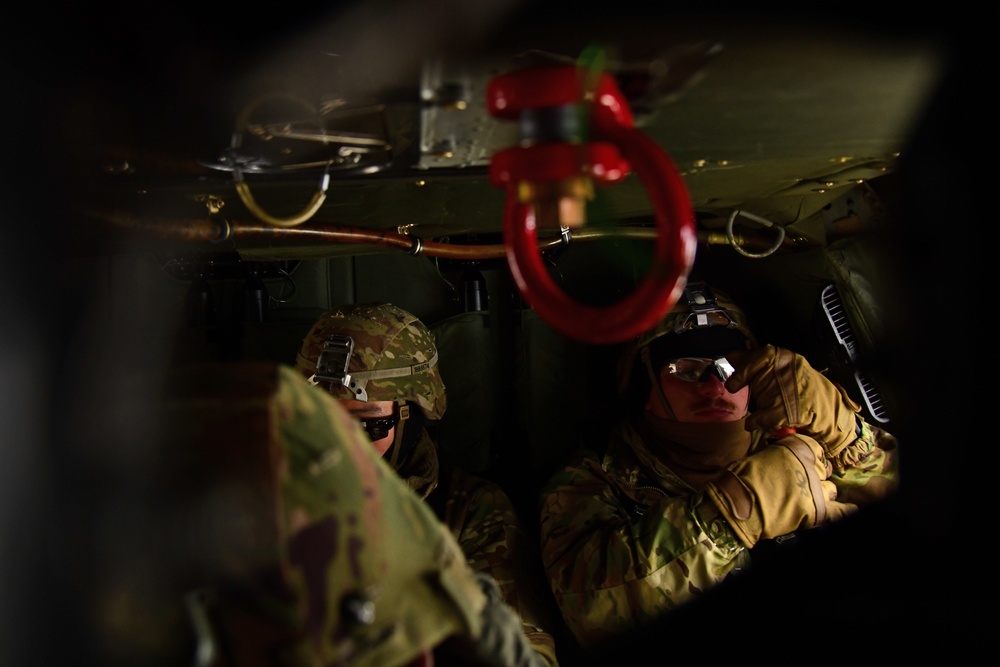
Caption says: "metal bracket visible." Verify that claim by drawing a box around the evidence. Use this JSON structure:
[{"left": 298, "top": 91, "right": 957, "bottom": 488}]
[{"left": 315, "top": 335, "right": 355, "bottom": 388}]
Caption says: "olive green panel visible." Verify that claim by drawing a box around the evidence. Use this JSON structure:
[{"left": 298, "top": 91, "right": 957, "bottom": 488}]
[
  {"left": 514, "top": 311, "right": 592, "bottom": 479},
  {"left": 264, "top": 256, "right": 356, "bottom": 317},
  {"left": 432, "top": 311, "right": 496, "bottom": 474},
  {"left": 351, "top": 253, "right": 473, "bottom": 325}
]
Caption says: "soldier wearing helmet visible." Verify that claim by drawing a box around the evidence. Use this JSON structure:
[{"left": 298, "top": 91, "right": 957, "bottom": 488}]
[
  {"left": 538, "top": 282, "right": 900, "bottom": 648},
  {"left": 295, "top": 302, "right": 560, "bottom": 666},
  {"left": 294, "top": 302, "right": 448, "bottom": 474},
  {"left": 112, "top": 361, "right": 547, "bottom": 667}
]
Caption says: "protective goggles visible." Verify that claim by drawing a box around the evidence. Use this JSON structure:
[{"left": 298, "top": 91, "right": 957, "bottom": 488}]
[
  {"left": 359, "top": 410, "right": 400, "bottom": 441},
  {"left": 664, "top": 356, "right": 735, "bottom": 383}
]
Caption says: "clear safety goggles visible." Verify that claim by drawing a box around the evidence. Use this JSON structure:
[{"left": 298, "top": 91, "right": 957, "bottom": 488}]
[{"left": 664, "top": 356, "right": 736, "bottom": 383}]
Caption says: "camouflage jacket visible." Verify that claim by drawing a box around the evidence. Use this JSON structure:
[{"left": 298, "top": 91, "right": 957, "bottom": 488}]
[
  {"left": 538, "top": 414, "right": 899, "bottom": 647},
  {"left": 400, "top": 430, "right": 560, "bottom": 666},
  {"left": 151, "top": 362, "right": 489, "bottom": 667}
]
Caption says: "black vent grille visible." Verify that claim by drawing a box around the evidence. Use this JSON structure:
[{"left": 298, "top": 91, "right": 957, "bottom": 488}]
[
  {"left": 821, "top": 285, "right": 858, "bottom": 361},
  {"left": 819, "top": 284, "right": 890, "bottom": 424}
]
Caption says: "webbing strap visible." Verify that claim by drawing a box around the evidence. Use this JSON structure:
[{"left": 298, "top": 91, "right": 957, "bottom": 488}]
[
  {"left": 297, "top": 351, "right": 438, "bottom": 381},
  {"left": 777, "top": 435, "right": 827, "bottom": 525}
]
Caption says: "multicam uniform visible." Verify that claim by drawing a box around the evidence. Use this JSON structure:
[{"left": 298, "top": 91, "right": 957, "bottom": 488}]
[
  {"left": 398, "top": 429, "right": 560, "bottom": 665},
  {"left": 150, "top": 362, "right": 491, "bottom": 667},
  {"left": 539, "top": 414, "right": 898, "bottom": 646},
  {"left": 296, "top": 302, "right": 560, "bottom": 666},
  {"left": 537, "top": 282, "right": 900, "bottom": 648}
]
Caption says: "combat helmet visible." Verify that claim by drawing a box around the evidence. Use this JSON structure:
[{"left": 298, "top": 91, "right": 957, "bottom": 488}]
[
  {"left": 618, "top": 282, "right": 757, "bottom": 401},
  {"left": 151, "top": 362, "right": 485, "bottom": 667},
  {"left": 295, "top": 302, "right": 446, "bottom": 421}
]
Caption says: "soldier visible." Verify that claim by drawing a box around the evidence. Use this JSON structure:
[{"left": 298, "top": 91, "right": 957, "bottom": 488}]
[
  {"left": 294, "top": 302, "right": 560, "bottom": 666},
  {"left": 123, "top": 361, "right": 547, "bottom": 667},
  {"left": 538, "top": 282, "right": 900, "bottom": 648}
]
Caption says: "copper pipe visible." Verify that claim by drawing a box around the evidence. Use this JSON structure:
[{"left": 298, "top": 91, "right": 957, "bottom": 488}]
[{"left": 92, "top": 211, "right": 801, "bottom": 260}]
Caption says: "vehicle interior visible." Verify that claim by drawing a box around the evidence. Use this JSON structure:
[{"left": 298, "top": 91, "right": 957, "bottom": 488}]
[{"left": 2, "top": 2, "right": 989, "bottom": 663}]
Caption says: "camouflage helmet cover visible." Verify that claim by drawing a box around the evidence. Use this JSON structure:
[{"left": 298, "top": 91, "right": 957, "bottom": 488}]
[
  {"left": 155, "top": 362, "right": 484, "bottom": 667},
  {"left": 295, "top": 303, "right": 447, "bottom": 420},
  {"left": 617, "top": 282, "right": 757, "bottom": 394}
]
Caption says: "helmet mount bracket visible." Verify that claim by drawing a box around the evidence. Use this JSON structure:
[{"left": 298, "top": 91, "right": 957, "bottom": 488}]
[{"left": 315, "top": 334, "right": 355, "bottom": 388}]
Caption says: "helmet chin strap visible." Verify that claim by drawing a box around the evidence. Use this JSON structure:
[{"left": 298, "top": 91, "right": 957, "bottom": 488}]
[
  {"left": 385, "top": 401, "right": 411, "bottom": 469},
  {"left": 641, "top": 346, "right": 675, "bottom": 420}
]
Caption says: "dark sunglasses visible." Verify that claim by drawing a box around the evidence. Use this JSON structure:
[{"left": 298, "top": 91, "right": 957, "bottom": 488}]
[{"left": 360, "top": 411, "right": 400, "bottom": 441}]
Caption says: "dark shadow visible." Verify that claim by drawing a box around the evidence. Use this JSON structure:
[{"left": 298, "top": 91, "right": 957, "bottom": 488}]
[{"left": 583, "top": 18, "right": 992, "bottom": 663}]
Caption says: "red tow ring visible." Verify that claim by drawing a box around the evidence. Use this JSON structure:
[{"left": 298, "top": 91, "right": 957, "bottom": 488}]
[{"left": 488, "top": 64, "right": 697, "bottom": 345}]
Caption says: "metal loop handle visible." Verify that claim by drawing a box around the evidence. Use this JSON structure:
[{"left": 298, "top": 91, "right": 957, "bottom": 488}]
[
  {"left": 726, "top": 209, "right": 785, "bottom": 258},
  {"left": 231, "top": 94, "right": 330, "bottom": 228},
  {"left": 234, "top": 175, "right": 329, "bottom": 228}
]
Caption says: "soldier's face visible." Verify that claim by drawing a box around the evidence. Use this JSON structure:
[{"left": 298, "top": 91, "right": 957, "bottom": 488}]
[
  {"left": 340, "top": 399, "right": 397, "bottom": 455},
  {"left": 649, "top": 371, "right": 749, "bottom": 423}
]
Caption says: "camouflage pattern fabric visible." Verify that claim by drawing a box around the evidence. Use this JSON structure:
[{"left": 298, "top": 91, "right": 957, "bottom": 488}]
[
  {"left": 444, "top": 464, "right": 560, "bottom": 666},
  {"left": 294, "top": 302, "right": 447, "bottom": 420},
  {"left": 538, "top": 414, "right": 899, "bottom": 648},
  {"left": 155, "top": 361, "right": 485, "bottom": 667},
  {"left": 402, "top": 430, "right": 561, "bottom": 667}
]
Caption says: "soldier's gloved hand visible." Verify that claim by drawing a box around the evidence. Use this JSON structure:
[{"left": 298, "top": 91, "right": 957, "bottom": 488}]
[
  {"left": 725, "top": 345, "right": 862, "bottom": 463},
  {"left": 704, "top": 433, "right": 857, "bottom": 548},
  {"left": 451, "top": 572, "right": 547, "bottom": 667}
]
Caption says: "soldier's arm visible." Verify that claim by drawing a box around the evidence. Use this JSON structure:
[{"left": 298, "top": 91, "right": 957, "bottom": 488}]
[
  {"left": 827, "top": 419, "right": 900, "bottom": 505},
  {"left": 449, "top": 471, "right": 561, "bottom": 666},
  {"left": 538, "top": 449, "right": 743, "bottom": 648}
]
